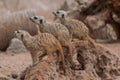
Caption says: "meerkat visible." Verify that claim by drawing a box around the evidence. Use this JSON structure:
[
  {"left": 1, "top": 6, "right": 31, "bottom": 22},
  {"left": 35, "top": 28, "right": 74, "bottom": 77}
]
[
  {"left": 53, "top": 10, "right": 96, "bottom": 48},
  {"left": 30, "top": 16, "right": 74, "bottom": 64},
  {"left": 14, "top": 30, "right": 65, "bottom": 69}
]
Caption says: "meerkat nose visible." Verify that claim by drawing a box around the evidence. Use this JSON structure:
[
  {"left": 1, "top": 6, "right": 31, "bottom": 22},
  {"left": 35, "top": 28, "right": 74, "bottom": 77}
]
[
  {"left": 14, "top": 31, "right": 16, "bottom": 34},
  {"left": 14, "top": 31, "right": 17, "bottom": 36},
  {"left": 16, "top": 30, "right": 20, "bottom": 33},
  {"left": 52, "top": 12, "right": 55, "bottom": 14},
  {"left": 52, "top": 12, "right": 55, "bottom": 15},
  {"left": 14, "top": 30, "right": 18, "bottom": 33},
  {"left": 29, "top": 17, "right": 34, "bottom": 22},
  {"left": 29, "top": 17, "right": 32, "bottom": 20},
  {"left": 52, "top": 12, "right": 57, "bottom": 16}
]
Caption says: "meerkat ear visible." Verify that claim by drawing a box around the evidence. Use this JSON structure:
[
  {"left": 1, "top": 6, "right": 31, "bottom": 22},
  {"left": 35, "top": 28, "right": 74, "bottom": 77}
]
[
  {"left": 40, "top": 19, "right": 43, "bottom": 24},
  {"left": 21, "top": 34, "right": 24, "bottom": 39},
  {"left": 62, "top": 14, "right": 64, "bottom": 18}
]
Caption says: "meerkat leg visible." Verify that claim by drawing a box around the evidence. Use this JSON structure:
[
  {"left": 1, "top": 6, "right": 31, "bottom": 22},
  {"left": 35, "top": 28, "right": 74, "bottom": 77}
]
[
  {"left": 86, "top": 35, "right": 97, "bottom": 48},
  {"left": 56, "top": 42, "right": 65, "bottom": 66},
  {"left": 56, "top": 43, "right": 67, "bottom": 75},
  {"left": 64, "top": 41, "right": 77, "bottom": 69},
  {"left": 57, "top": 31, "right": 72, "bottom": 66},
  {"left": 39, "top": 51, "right": 47, "bottom": 61},
  {"left": 76, "top": 32, "right": 97, "bottom": 49},
  {"left": 45, "top": 46, "right": 53, "bottom": 57},
  {"left": 32, "top": 52, "right": 40, "bottom": 65},
  {"left": 65, "top": 41, "right": 73, "bottom": 59}
]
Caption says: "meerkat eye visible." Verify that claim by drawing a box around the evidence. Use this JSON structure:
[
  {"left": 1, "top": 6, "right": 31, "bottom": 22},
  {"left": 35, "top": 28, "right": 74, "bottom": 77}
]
[
  {"left": 56, "top": 11, "right": 59, "bottom": 14},
  {"left": 34, "top": 16, "right": 38, "bottom": 19}
]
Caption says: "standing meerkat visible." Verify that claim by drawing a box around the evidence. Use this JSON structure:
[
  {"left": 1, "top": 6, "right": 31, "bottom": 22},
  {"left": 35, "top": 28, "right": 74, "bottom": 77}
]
[
  {"left": 30, "top": 16, "right": 74, "bottom": 64},
  {"left": 53, "top": 10, "right": 96, "bottom": 48},
  {"left": 14, "top": 30, "right": 65, "bottom": 69}
]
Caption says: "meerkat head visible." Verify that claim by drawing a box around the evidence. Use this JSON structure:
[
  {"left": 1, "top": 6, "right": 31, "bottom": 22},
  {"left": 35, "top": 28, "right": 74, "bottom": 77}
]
[
  {"left": 30, "top": 16, "right": 46, "bottom": 24},
  {"left": 53, "top": 10, "right": 67, "bottom": 19},
  {"left": 14, "top": 30, "right": 30, "bottom": 40}
]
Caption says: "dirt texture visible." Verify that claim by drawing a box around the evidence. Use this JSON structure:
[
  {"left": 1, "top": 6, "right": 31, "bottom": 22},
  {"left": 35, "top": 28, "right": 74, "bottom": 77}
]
[{"left": 18, "top": 41, "right": 120, "bottom": 80}]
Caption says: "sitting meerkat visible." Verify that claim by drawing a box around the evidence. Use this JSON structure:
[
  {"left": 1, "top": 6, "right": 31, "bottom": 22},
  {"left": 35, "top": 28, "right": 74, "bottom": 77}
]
[
  {"left": 30, "top": 16, "right": 74, "bottom": 63},
  {"left": 14, "top": 30, "right": 65, "bottom": 69},
  {"left": 53, "top": 10, "right": 96, "bottom": 48}
]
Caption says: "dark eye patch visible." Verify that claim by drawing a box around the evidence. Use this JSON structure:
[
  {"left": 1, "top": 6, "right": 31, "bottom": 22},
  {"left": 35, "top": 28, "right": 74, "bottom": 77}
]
[
  {"left": 62, "top": 14, "right": 64, "bottom": 18},
  {"left": 40, "top": 19, "right": 43, "bottom": 24},
  {"left": 34, "top": 16, "right": 38, "bottom": 19},
  {"left": 56, "top": 11, "right": 59, "bottom": 14},
  {"left": 17, "top": 31, "right": 20, "bottom": 33},
  {"left": 21, "top": 34, "right": 24, "bottom": 39}
]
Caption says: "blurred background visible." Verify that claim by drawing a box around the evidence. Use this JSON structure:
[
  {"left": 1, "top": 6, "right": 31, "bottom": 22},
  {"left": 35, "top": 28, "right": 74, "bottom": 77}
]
[
  {"left": 0, "top": 0, "right": 120, "bottom": 80},
  {"left": 0, "top": 0, "right": 65, "bottom": 20}
]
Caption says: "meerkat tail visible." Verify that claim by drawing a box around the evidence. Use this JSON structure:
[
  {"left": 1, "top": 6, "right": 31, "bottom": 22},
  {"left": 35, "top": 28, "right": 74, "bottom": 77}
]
[
  {"left": 57, "top": 42, "right": 66, "bottom": 69},
  {"left": 87, "top": 35, "right": 97, "bottom": 48}
]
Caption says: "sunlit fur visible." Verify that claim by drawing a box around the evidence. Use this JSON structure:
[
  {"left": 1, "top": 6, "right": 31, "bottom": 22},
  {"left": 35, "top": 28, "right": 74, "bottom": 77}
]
[
  {"left": 14, "top": 30, "right": 65, "bottom": 68},
  {"left": 30, "top": 16, "right": 73, "bottom": 64},
  {"left": 53, "top": 10, "right": 96, "bottom": 48}
]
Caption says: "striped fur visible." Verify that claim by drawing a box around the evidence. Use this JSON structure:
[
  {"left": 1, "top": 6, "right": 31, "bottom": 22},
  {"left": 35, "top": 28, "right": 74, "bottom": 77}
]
[
  {"left": 30, "top": 16, "right": 73, "bottom": 63},
  {"left": 14, "top": 30, "right": 65, "bottom": 68},
  {"left": 53, "top": 10, "right": 96, "bottom": 48}
]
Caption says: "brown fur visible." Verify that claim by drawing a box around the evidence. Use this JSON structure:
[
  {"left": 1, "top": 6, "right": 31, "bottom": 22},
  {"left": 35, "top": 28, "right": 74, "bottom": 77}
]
[
  {"left": 14, "top": 30, "right": 65, "bottom": 68},
  {"left": 30, "top": 16, "right": 73, "bottom": 62},
  {"left": 0, "top": 9, "right": 38, "bottom": 51},
  {"left": 53, "top": 10, "right": 96, "bottom": 48}
]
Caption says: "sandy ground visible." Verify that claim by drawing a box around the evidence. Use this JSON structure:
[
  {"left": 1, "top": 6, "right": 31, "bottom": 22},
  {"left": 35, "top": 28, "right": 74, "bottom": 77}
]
[
  {"left": 101, "top": 42, "right": 120, "bottom": 80},
  {"left": 102, "top": 41, "right": 120, "bottom": 55},
  {"left": 0, "top": 52, "right": 32, "bottom": 76}
]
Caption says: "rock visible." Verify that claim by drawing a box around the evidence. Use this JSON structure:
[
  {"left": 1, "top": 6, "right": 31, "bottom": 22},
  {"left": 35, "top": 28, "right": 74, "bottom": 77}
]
[
  {"left": 6, "top": 38, "right": 28, "bottom": 54},
  {"left": 19, "top": 41, "right": 120, "bottom": 80}
]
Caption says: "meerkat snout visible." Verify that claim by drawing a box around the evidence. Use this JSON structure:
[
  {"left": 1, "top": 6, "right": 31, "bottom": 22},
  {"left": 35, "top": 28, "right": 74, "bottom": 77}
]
[
  {"left": 29, "top": 17, "right": 35, "bottom": 23},
  {"left": 14, "top": 31, "right": 17, "bottom": 34},
  {"left": 16, "top": 30, "right": 20, "bottom": 33},
  {"left": 52, "top": 11, "right": 57, "bottom": 16},
  {"left": 14, "top": 31, "right": 17, "bottom": 36},
  {"left": 14, "top": 30, "right": 19, "bottom": 35},
  {"left": 14, "top": 30, "right": 19, "bottom": 38},
  {"left": 53, "top": 10, "right": 67, "bottom": 19}
]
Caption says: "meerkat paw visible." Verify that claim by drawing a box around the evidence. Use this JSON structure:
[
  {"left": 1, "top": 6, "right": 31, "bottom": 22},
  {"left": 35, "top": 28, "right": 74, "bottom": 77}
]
[{"left": 32, "top": 61, "right": 39, "bottom": 67}]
